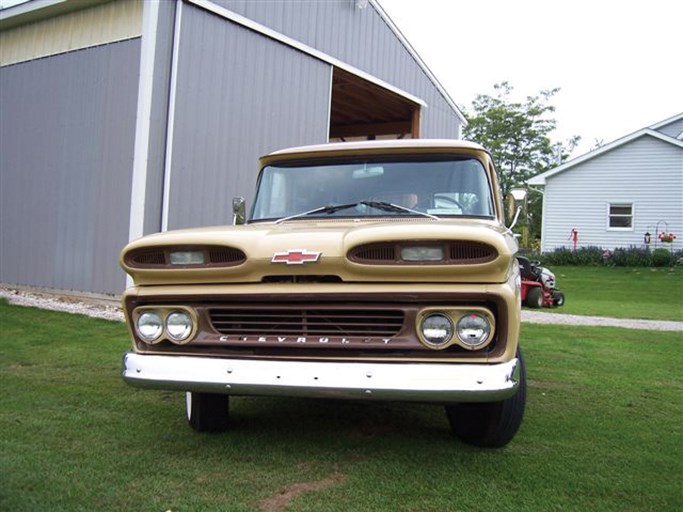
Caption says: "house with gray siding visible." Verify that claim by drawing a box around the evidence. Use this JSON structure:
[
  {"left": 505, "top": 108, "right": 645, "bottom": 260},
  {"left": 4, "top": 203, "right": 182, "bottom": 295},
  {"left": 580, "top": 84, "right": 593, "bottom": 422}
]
[
  {"left": 0, "top": 0, "right": 466, "bottom": 296},
  {"left": 528, "top": 113, "right": 683, "bottom": 253}
]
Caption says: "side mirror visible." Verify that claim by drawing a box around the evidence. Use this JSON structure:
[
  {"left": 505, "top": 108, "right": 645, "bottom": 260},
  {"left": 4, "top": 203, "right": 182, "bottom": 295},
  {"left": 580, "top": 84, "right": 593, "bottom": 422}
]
[
  {"left": 505, "top": 188, "right": 527, "bottom": 230},
  {"left": 232, "top": 196, "right": 246, "bottom": 225}
]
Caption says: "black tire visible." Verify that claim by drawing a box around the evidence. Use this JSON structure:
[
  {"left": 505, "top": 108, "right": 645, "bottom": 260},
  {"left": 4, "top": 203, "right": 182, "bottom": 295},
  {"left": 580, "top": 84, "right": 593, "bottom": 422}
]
[
  {"left": 445, "top": 348, "right": 526, "bottom": 448},
  {"left": 186, "top": 392, "right": 230, "bottom": 432},
  {"left": 553, "top": 291, "right": 565, "bottom": 307},
  {"left": 526, "top": 287, "right": 544, "bottom": 308}
]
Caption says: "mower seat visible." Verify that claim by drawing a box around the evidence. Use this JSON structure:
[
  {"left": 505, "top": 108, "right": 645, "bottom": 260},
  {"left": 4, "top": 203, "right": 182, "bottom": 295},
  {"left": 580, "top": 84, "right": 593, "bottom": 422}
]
[{"left": 517, "top": 256, "right": 541, "bottom": 281}]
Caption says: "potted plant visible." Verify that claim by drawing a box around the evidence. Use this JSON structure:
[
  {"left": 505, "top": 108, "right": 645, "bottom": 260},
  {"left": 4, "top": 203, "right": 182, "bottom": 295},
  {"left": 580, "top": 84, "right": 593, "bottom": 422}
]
[{"left": 658, "top": 232, "right": 677, "bottom": 243}]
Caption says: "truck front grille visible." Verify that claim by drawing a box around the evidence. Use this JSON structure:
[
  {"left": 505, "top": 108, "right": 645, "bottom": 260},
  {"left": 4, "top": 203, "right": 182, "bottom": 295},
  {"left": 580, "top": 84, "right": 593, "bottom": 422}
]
[{"left": 209, "top": 307, "right": 404, "bottom": 337}]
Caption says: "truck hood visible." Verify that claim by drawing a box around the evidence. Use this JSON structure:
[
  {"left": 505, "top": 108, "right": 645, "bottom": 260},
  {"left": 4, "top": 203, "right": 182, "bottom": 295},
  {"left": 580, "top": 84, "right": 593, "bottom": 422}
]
[{"left": 121, "top": 219, "right": 517, "bottom": 286}]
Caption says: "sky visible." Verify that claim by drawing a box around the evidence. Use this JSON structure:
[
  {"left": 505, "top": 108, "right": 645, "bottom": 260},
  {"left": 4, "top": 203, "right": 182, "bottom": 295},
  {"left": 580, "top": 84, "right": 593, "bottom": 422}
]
[
  {"left": 377, "top": 0, "right": 683, "bottom": 156},
  {"left": 1, "top": 0, "right": 680, "bottom": 156}
]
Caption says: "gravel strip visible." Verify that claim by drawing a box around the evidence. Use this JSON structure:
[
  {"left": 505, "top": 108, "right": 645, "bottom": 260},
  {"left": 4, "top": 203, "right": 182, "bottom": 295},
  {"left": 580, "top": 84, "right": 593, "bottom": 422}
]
[
  {"left": 522, "top": 310, "right": 683, "bottom": 332},
  {"left": 2, "top": 286, "right": 681, "bottom": 332},
  {"left": 1, "top": 288, "right": 124, "bottom": 323}
]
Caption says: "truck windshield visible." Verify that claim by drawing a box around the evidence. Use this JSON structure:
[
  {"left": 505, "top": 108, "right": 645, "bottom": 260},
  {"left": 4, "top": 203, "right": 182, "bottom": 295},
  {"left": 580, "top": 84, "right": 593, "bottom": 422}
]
[{"left": 251, "top": 157, "right": 495, "bottom": 222}]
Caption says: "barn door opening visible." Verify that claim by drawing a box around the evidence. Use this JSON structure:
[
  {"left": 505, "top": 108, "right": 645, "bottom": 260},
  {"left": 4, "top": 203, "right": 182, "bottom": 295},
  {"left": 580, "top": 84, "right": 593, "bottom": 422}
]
[{"left": 329, "top": 68, "right": 420, "bottom": 141}]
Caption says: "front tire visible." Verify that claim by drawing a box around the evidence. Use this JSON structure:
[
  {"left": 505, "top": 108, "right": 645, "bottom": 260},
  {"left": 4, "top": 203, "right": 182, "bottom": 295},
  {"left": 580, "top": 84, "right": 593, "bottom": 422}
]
[
  {"left": 445, "top": 348, "right": 526, "bottom": 448},
  {"left": 186, "top": 392, "right": 230, "bottom": 432},
  {"left": 553, "top": 291, "right": 565, "bottom": 307}
]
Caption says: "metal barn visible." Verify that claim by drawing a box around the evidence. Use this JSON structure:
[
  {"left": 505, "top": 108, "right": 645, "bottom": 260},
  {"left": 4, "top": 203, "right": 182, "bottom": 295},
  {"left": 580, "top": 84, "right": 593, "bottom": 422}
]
[{"left": 0, "top": 0, "right": 466, "bottom": 295}]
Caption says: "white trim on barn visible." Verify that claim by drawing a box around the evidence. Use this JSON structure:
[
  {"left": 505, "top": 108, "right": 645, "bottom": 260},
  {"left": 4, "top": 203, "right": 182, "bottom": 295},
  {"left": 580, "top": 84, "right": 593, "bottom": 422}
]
[
  {"left": 128, "top": 0, "right": 160, "bottom": 252},
  {"left": 160, "top": 0, "right": 184, "bottom": 234}
]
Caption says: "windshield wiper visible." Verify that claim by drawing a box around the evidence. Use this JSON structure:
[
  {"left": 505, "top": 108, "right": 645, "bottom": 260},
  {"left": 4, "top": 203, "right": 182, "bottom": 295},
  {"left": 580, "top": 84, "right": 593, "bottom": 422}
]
[
  {"left": 361, "top": 201, "right": 439, "bottom": 220},
  {"left": 274, "top": 200, "right": 439, "bottom": 224},
  {"left": 274, "top": 203, "right": 359, "bottom": 224}
]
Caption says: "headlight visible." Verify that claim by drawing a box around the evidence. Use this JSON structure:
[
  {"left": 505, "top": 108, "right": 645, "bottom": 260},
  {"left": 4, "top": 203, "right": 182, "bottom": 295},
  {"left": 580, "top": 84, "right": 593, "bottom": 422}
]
[
  {"left": 166, "top": 311, "right": 193, "bottom": 343},
  {"left": 169, "top": 250, "right": 205, "bottom": 265},
  {"left": 456, "top": 313, "right": 491, "bottom": 348},
  {"left": 400, "top": 246, "right": 444, "bottom": 262},
  {"left": 136, "top": 311, "right": 163, "bottom": 342},
  {"left": 420, "top": 313, "right": 453, "bottom": 347}
]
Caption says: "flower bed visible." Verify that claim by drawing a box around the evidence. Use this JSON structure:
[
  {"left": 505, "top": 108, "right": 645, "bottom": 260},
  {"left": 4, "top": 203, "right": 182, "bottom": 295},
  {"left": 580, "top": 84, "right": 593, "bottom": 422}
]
[{"left": 525, "top": 246, "right": 682, "bottom": 267}]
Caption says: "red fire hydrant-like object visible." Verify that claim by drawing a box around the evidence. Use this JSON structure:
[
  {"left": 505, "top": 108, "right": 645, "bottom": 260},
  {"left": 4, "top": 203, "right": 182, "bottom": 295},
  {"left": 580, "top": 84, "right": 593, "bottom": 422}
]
[{"left": 569, "top": 228, "right": 578, "bottom": 251}]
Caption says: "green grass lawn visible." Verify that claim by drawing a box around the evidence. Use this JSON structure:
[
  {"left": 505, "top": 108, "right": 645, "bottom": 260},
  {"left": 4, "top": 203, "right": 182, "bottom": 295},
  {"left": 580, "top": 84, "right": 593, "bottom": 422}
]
[
  {"left": 529, "top": 265, "right": 683, "bottom": 321},
  {"left": 1, "top": 300, "right": 682, "bottom": 511}
]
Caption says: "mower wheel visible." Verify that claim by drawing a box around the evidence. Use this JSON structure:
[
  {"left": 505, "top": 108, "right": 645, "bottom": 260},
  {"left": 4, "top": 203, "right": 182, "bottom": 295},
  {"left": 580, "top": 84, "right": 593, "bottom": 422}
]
[
  {"left": 553, "top": 291, "right": 565, "bottom": 307},
  {"left": 526, "top": 287, "right": 544, "bottom": 308}
]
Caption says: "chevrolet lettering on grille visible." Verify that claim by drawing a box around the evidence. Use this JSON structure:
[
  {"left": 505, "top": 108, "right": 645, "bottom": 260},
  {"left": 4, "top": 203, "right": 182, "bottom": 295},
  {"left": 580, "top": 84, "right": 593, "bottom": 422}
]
[
  {"left": 217, "top": 335, "right": 394, "bottom": 345},
  {"left": 271, "top": 249, "right": 321, "bottom": 264}
]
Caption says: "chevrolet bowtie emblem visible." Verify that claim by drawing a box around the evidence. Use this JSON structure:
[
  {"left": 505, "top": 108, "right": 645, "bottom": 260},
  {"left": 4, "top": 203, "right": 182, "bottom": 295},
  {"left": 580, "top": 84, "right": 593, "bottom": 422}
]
[{"left": 271, "top": 249, "right": 321, "bottom": 264}]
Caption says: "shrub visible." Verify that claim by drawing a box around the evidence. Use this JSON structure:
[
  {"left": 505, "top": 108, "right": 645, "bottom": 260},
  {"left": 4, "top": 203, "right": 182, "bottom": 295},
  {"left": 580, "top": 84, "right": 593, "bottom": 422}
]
[
  {"left": 652, "top": 248, "right": 673, "bottom": 267},
  {"left": 609, "top": 246, "right": 652, "bottom": 267},
  {"left": 539, "top": 246, "right": 604, "bottom": 266},
  {"left": 535, "top": 246, "right": 680, "bottom": 267}
]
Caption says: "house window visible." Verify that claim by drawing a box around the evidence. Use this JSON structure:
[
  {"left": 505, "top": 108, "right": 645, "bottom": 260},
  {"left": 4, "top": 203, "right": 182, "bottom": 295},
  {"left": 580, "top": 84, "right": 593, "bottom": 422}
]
[{"left": 608, "top": 203, "right": 633, "bottom": 229}]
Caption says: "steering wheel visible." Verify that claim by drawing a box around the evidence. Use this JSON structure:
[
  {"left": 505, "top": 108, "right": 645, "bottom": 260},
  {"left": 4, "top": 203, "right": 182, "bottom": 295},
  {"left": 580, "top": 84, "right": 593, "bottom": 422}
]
[{"left": 434, "top": 195, "right": 465, "bottom": 211}]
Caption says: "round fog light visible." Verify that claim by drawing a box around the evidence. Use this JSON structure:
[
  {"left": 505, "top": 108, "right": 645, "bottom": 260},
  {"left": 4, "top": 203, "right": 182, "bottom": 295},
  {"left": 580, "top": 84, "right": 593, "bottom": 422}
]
[
  {"left": 166, "top": 311, "right": 193, "bottom": 343},
  {"left": 137, "top": 311, "right": 163, "bottom": 343},
  {"left": 456, "top": 313, "right": 491, "bottom": 348},
  {"left": 421, "top": 313, "right": 453, "bottom": 347}
]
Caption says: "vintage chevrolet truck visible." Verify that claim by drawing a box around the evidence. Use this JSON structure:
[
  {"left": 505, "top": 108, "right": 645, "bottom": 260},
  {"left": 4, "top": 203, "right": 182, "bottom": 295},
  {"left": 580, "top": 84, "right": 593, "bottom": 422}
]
[{"left": 120, "top": 139, "right": 526, "bottom": 447}]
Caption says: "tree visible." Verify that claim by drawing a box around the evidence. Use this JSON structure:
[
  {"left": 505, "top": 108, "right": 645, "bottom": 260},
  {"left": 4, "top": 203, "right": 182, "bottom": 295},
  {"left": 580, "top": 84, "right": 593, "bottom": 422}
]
[{"left": 463, "top": 82, "right": 580, "bottom": 243}]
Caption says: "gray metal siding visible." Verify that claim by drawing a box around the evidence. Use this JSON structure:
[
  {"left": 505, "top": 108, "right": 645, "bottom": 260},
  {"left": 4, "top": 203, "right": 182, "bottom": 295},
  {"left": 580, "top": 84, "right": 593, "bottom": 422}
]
[
  {"left": 166, "top": 3, "right": 330, "bottom": 229},
  {"left": 540, "top": 136, "right": 683, "bottom": 252},
  {"left": 0, "top": 39, "right": 140, "bottom": 294},
  {"left": 206, "top": 0, "right": 462, "bottom": 138}
]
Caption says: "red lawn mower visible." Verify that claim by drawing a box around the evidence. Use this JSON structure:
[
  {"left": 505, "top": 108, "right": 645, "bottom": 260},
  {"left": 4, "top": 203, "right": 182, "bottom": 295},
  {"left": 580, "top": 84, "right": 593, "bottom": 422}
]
[{"left": 517, "top": 256, "right": 565, "bottom": 308}]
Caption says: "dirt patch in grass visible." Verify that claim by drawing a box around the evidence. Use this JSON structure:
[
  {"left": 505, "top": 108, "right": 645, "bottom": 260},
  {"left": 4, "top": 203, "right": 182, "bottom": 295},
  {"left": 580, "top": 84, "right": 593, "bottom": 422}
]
[{"left": 258, "top": 472, "right": 346, "bottom": 512}]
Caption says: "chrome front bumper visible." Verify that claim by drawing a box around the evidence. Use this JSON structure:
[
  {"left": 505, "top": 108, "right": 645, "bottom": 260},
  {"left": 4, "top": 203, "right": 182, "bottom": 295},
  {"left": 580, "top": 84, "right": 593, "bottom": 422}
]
[
  {"left": 123, "top": 352, "right": 519, "bottom": 402},
  {"left": 122, "top": 353, "right": 520, "bottom": 403}
]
